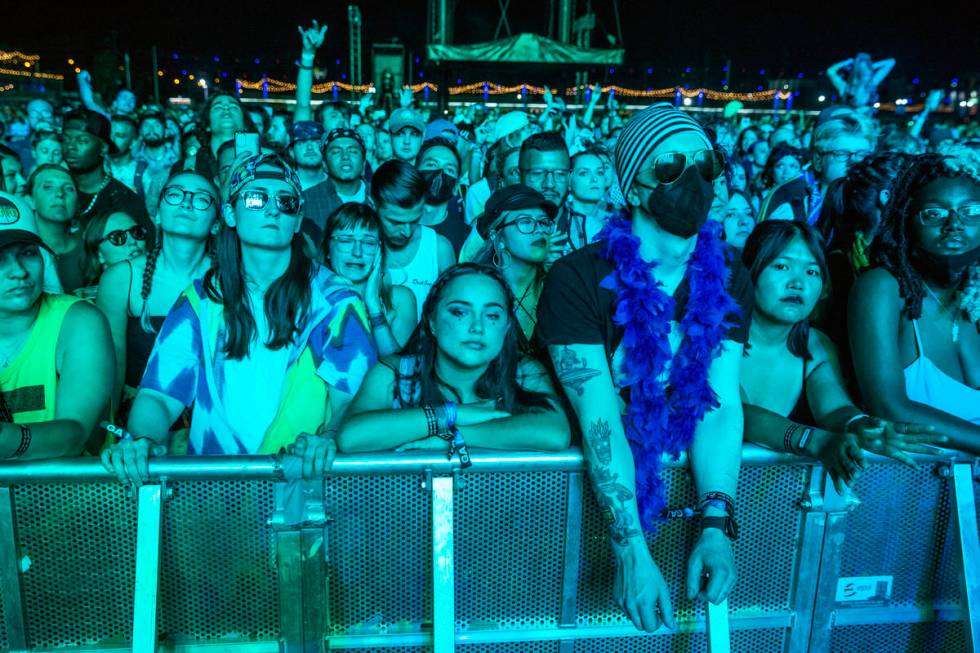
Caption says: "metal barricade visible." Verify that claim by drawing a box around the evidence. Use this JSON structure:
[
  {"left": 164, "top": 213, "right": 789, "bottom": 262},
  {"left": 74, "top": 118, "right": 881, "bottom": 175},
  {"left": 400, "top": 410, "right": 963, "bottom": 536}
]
[{"left": 0, "top": 446, "right": 977, "bottom": 652}]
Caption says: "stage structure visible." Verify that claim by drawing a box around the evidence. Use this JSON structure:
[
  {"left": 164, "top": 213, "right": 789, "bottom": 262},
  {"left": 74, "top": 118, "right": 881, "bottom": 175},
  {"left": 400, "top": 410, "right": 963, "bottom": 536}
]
[{"left": 423, "top": 0, "right": 623, "bottom": 102}]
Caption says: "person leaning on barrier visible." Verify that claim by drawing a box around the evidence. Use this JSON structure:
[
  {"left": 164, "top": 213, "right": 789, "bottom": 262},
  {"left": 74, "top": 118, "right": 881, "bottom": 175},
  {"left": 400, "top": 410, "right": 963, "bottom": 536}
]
[
  {"left": 849, "top": 154, "right": 980, "bottom": 453},
  {"left": 0, "top": 191, "right": 114, "bottom": 460},
  {"left": 101, "top": 154, "right": 377, "bottom": 483},
  {"left": 536, "top": 104, "right": 753, "bottom": 632},
  {"left": 337, "top": 263, "right": 570, "bottom": 454},
  {"left": 739, "top": 221, "right": 945, "bottom": 493}
]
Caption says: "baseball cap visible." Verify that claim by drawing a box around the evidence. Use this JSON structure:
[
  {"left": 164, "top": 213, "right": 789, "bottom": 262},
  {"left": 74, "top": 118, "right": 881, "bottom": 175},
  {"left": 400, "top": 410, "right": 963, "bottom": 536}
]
[
  {"left": 227, "top": 153, "right": 303, "bottom": 202},
  {"left": 323, "top": 127, "right": 365, "bottom": 153},
  {"left": 424, "top": 118, "right": 460, "bottom": 143},
  {"left": 0, "top": 191, "right": 50, "bottom": 252},
  {"left": 476, "top": 184, "right": 558, "bottom": 239},
  {"left": 492, "top": 111, "right": 530, "bottom": 145},
  {"left": 289, "top": 120, "right": 324, "bottom": 145},
  {"left": 63, "top": 109, "right": 119, "bottom": 155},
  {"left": 389, "top": 108, "right": 425, "bottom": 135}
]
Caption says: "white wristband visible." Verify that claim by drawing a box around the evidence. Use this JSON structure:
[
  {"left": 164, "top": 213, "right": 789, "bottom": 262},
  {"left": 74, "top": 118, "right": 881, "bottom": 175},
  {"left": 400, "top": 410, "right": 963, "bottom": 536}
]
[{"left": 844, "top": 413, "right": 870, "bottom": 433}]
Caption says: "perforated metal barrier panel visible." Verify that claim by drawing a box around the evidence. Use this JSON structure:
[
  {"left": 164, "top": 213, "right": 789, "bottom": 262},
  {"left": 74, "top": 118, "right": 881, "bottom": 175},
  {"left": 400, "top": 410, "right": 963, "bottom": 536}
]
[{"left": 0, "top": 451, "right": 977, "bottom": 653}]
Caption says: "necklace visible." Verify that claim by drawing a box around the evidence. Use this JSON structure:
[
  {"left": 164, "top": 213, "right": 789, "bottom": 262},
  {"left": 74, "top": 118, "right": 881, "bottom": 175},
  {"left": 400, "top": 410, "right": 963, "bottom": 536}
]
[
  {"left": 515, "top": 278, "right": 539, "bottom": 327},
  {"left": 81, "top": 173, "right": 111, "bottom": 216},
  {"left": 923, "top": 283, "right": 960, "bottom": 343}
]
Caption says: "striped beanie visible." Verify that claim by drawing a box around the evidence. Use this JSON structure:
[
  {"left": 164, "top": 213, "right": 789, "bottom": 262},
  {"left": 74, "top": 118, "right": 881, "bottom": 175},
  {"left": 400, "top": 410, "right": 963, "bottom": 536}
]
[{"left": 614, "top": 102, "right": 712, "bottom": 194}]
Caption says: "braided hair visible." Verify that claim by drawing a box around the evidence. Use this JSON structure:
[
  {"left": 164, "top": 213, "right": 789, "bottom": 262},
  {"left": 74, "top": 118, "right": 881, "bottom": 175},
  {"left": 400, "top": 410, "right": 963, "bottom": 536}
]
[
  {"left": 818, "top": 152, "right": 912, "bottom": 249},
  {"left": 872, "top": 154, "right": 979, "bottom": 319},
  {"left": 138, "top": 170, "right": 220, "bottom": 333}
]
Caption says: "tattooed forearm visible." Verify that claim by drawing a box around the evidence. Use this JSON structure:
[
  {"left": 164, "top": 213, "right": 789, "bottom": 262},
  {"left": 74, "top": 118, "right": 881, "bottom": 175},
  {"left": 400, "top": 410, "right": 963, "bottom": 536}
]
[
  {"left": 586, "top": 418, "right": 641, "bottom": 546},
  {"left": 552, "top": 346, "right": 601, "bottom": 397}
]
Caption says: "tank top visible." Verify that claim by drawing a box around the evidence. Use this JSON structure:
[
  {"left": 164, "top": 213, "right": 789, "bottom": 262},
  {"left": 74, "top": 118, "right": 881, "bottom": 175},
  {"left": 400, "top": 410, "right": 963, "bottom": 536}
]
[
  {"left": 0, "top": 294, "right": 80, "bottom": 423},
  {"left": 904, "top": 320, "right": 980, "bottom": 425},
  {"left": 388, "top": 226, "right": 440, "bottom": 320},
  {"left": 125, "top": 315, "right": 167, "bottom": 387}
]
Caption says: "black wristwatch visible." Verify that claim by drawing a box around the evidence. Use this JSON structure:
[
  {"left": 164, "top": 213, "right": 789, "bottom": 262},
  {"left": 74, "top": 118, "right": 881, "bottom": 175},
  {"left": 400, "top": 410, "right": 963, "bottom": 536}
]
[{"left": 700, "top": 515, "right": 739, "bottom": 541}]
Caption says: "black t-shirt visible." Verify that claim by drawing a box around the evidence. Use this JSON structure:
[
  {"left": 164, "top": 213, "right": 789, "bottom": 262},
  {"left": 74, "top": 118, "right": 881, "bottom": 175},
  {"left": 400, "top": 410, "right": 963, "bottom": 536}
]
[
  {"left": 78, "top": 177, "right": 152, "bottom": 229},
  {"left": 536, "top": 240, "right": 753, "bottom": 384}
]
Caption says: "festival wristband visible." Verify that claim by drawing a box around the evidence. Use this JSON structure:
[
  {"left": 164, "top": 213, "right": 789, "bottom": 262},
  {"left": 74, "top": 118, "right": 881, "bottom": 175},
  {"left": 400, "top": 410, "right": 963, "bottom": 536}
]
[
  {"left": 796, "top": 427, "right": 815, "bottom": 455},
  {"left": 368, "top": 313, "right": 387, "bottom": 329},
  {"left": 700, "top": 491, "right": 736, "bottom": 516},
  {"left": 422, "top": 406, "right": 439, "bottom": 439},
  {"left": 102, "top": 422, "right": 134, "bottom": 442},
  {"left": 449, "top": 430, "right": 472, "bottom": 468}
]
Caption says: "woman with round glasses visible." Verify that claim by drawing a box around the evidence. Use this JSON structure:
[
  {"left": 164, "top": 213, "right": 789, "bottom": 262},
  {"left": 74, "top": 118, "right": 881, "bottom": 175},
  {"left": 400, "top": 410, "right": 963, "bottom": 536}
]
[
  {"left": 850, "top": 154, "right": 980, "bottom": 451},
  {"left": 324, "top": 202, "right": 417, "bottom": 356},
  {"left": 96, "top": 171, "right": 220, "bottom": 429},
  {"left": 337, "top": 263, "right": 570, "bottom": 454},
  {"left": 102, "top": 154, "right": 376, "bottom": 484},
  {"left": 78, "top": 211, "right": 148, "bottom": 298},
  {"left": 473, "top": 185, "right": 558, "bottom": 341}
]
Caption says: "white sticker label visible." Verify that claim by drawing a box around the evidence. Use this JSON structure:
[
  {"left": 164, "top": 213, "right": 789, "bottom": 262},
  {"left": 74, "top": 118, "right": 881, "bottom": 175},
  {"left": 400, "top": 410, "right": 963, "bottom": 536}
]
[{"left": 836, "top": 576, "right": 893, "bottom": 602}]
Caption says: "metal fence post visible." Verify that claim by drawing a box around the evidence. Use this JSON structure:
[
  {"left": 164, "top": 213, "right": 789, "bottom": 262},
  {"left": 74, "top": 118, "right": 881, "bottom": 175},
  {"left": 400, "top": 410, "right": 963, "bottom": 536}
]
[
  {"left": 806, "top": 472, "right": 852, "bottom": 652},
  {"left": 706, "top": 599, "right": 731, "bottom": 653},
  {"left": 558, "top": 471, "right": 584, "bottom": 653},
  {"left": 431, "top": 474, "right": 455, "bottom": 653},
  {"left": 785, "top": 466, "right": 827, "bottom": 653},
  {"left": 951, "top": 462, "right": 980, "bottom": 652},
  {"left": 0, "top": 486, "right": 27, "bottom": 652},
  {"left": 273, "top": 478, "right": 330, "bottom": 653},
  {"left": 132, "top": 482, "right": 166, "bottom": 653}
]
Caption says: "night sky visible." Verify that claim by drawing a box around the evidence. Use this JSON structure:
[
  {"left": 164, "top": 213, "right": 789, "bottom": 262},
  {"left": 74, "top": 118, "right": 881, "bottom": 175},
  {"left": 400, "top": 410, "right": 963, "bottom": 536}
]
[{"left": 4, "top": 1, "right": 977, "bottom": 96}]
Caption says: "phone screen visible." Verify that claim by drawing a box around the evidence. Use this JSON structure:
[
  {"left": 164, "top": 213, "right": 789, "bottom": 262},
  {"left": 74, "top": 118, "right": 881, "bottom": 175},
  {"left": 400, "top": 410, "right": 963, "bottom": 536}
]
[{"left": 234, "top": 131, "right": 260, "bottom": 158}]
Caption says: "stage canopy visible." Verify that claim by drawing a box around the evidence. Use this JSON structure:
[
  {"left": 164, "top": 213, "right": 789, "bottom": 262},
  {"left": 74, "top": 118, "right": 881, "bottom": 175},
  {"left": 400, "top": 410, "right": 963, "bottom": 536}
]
[{"left": 427, "top": 32, "right": 624, "bottom": 65}]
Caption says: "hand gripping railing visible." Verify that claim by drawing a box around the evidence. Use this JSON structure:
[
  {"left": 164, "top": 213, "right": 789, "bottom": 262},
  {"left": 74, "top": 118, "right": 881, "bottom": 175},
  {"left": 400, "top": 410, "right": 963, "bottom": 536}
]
[{"left": 0, "top": 445, "right": 977, "bottom": 653}]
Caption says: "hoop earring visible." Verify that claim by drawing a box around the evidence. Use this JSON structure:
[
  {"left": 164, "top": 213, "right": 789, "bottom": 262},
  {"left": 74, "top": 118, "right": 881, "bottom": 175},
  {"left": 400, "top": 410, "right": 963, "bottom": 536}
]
[{"left": 492, "top": 247, "right": 512, "bottom": 269}]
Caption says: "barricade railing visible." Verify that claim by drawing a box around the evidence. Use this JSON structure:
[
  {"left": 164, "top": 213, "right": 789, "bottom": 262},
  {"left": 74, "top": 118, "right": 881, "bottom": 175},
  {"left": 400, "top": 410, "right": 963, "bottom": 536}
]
[{"left": 0, "top": 445, "right": 977, "bottom": 653}]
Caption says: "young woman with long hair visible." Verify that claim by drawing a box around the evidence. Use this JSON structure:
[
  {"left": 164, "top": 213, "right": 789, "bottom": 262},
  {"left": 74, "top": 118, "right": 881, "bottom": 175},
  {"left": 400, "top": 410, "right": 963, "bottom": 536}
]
[
  {"left": 850, "top": 154, "right": 980, "bottom": 452},
  {"left": 95, "top": 171, "right": 219, "bottom": 426},
  {"left": 102, "top": 153, "right": 376, "bottom": 483},
  {"left": 739, "top": 221, "right": 942, "bottom": 491},
  {"left": 337, "top": 263, "right": 569, "bottom": 453}
]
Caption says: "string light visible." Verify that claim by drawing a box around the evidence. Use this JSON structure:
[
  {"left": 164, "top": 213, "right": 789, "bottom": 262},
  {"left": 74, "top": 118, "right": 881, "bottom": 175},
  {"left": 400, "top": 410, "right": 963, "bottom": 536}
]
[
  {"left": 0, "top": 66, "right": 63, "bottom": 80},
  {"left": 0, "top": 50, "right": 40, "bottom": 64}
]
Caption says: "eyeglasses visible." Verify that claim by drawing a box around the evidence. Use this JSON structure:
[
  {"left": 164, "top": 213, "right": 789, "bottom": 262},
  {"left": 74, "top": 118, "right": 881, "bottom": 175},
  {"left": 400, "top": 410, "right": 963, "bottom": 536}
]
[
  {"left": 817, "top": 149, "right": 871, "bottom": 164},
  {"left": 917, "top": 205, "right": 980, "bottom": 227},
  {"left": 330, "top": 235, "right": 381, "bottom": 254},
  {"left": 101, "top": 225, "right": 147, "bottom": 247},
  {"left": 238, "top": 189, "right": 302, "bottom": 214},
  {"left": 497, "top": 215, "right": 558, "bottom": 235},
  {"left": 522, "top": 168, "right": 570, "bottom": 184},
  {"left": 637, "top": 149, "right": 726, "bottom": 186},
  {"left": 161, "top": 186, "right": 216, "bottom": 210}
]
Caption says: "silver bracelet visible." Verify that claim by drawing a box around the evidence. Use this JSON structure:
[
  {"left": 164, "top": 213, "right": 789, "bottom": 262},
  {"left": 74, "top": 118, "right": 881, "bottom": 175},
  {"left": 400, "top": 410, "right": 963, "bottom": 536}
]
[{"left": 844, "top": 413, "right": 870, "bottom": 433}]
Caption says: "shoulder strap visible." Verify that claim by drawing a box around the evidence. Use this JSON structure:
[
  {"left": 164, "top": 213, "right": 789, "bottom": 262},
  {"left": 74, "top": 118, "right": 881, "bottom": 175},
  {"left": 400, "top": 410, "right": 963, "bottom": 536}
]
[{"left": 910, "top": 319, "right": 925, "bottom": 358}]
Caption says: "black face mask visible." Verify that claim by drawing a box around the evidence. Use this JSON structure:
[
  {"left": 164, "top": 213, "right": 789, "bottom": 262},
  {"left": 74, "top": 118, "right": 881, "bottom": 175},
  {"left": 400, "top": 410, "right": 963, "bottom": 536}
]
[
  {"left": 637, "top": 165, "right": 714, "bottom": 239},
  {"left": 911, "top": 245, "right": 980, "bottom": 288},
  {"left": 420, "top": 169, "right": 457, "bottom": 205}
]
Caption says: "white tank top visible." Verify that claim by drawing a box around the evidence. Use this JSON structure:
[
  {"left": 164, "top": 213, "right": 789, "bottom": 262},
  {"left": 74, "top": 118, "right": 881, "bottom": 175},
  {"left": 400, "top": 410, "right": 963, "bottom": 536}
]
[
  {"left": 388, "top": 226, "right": 440, "bottom": 320},
  {"left": 904, "top": 320, "right": 980, "bottom": 425}
]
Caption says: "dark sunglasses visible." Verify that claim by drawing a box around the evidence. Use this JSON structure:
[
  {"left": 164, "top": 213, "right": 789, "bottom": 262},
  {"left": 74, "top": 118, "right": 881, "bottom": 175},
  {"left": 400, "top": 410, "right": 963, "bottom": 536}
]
[
  {"left": 640, "top": 149, "right": 726, "bottom": 186},
  {"left": 101, "top": 225, "right": 147, "bottom": 247},
  {"left": 239, "top": 189, "right": 302, "bottom": 215}
]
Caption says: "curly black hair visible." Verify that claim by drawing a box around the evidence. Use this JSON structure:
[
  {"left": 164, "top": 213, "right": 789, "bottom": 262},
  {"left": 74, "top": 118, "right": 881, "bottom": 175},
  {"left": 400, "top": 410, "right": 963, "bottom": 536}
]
[{"left": 871, "top": 153, "right": 980, "bottom": 319}]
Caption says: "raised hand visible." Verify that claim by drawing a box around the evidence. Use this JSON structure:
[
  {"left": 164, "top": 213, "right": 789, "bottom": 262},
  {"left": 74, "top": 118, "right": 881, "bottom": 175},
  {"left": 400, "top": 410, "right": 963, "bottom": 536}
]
[
  {"left": 399, "top": 87, "right": 414, "bottom": 108},
  {"left": 298, "top": 20, "right": 327, "bottom": 55}
]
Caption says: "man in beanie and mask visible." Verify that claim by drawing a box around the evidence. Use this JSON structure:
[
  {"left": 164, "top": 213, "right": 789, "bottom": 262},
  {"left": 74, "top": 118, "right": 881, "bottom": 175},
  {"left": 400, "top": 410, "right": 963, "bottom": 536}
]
[{"left": 537, "top": 103, "right": 753, "bottom": 632}]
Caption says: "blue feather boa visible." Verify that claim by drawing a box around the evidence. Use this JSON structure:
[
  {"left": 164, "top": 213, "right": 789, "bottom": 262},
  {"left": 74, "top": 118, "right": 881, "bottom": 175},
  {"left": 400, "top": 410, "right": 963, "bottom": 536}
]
[{"left": 598, "top": 216, "right": 740, "bottom": 531}]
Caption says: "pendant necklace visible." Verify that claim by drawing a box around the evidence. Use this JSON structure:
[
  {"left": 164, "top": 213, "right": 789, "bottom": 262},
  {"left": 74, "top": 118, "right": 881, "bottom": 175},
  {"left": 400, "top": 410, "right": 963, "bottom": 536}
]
[{"left": 923, "top": 283, "right": 960, "bottom": 343}]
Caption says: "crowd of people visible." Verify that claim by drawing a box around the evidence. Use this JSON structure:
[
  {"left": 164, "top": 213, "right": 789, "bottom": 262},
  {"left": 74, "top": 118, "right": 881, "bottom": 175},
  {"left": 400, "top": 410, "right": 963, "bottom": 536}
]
[{"left": 1, "top": 27, "right": 978, "bottom": 631}]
